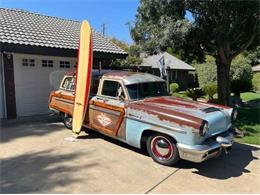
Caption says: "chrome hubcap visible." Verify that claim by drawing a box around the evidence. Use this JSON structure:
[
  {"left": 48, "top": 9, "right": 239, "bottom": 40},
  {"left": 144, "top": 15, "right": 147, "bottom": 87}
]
[
  {"left": 64, "top": 116, "right": 72, "bottom": 127},
  {"left": 151, "top": 136, "right": 173, "bottom": 161}
]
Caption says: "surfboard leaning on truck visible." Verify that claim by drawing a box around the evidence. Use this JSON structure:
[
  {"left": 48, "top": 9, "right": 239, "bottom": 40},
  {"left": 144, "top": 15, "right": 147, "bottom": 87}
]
[{"left": 72, "top": 20, "right": 93, "bottom": 136}]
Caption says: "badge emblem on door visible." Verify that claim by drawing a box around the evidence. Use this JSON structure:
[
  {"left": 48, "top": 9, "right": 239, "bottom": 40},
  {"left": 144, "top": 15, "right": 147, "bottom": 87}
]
[{"left": 97, "top": 113, "right": 112, "bottom": 127}]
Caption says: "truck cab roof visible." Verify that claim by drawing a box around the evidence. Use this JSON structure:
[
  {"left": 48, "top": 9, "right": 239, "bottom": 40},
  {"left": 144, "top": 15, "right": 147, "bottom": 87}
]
[
  {"left": 102, "top": 71, "right": 165, "bottom": 85},
  {"left": 65, "top": 69, "right": 112, "bottom": 77}
]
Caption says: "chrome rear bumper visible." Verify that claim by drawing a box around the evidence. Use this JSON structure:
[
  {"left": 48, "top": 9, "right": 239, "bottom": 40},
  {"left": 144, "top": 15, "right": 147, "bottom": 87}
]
[
  {"left": 49, "top": 107, "right": 60, "bottom": 115},
  {"left": 177, "top": 132, "right": 233, "bottom": 163}
]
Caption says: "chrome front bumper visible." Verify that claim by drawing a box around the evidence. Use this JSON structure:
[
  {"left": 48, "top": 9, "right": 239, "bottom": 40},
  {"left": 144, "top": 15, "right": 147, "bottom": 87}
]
[{"left": 177, "top": 133, "right": 234, "bottom": 163}]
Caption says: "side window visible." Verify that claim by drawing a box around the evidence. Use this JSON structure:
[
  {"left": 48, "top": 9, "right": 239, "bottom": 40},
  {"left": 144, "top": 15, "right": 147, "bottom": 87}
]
[
  {"left": 61, "top": 77, "right": 75, "bottom": 91},
  {"left": 67, "top": 78, "right": 76, "bottom": 91},
  {"left": 90, "top": 76, "right": 101, "bottom": 96},
  {"left": 101, "top": 80, "right": 124, "bottom": 98}
]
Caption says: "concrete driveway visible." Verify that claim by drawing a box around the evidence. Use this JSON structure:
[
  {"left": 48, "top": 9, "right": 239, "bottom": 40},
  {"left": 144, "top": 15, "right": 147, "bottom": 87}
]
[{"left": 1, "top": 115, "right": 260, "bottom": 193}]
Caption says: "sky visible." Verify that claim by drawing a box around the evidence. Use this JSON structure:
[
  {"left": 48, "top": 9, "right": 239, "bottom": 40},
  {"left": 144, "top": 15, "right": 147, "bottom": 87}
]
[
  {"left": 1, "top": 0, "right": 193, "bottom": 44},
  {"left": 1, "top": 0, "right": 140, "bottom": 44}
]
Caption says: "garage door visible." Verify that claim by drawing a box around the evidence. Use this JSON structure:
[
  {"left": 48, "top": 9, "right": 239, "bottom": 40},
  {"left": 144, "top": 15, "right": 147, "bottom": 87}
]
[{"left": 13, "top": 53, "right": 75, "bottom": 117}]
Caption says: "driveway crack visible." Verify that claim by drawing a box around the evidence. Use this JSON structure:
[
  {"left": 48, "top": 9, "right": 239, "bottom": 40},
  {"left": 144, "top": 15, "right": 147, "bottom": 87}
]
[{"left": 145, "top": 168, "right": 180, "bottom": 194}]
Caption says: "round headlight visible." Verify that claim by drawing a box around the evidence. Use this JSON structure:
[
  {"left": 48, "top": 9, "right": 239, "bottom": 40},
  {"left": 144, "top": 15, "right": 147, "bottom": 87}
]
[
  {"left": 231, "top": 108, "right": 238, "bottom": 121},
  {"left": 199, "top": 121, "right": 209, "bottom": 136}
]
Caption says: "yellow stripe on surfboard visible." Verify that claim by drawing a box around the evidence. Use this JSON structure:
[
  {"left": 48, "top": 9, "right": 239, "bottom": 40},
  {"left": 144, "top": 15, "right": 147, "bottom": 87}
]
[{"left": 72, "top": 20, "right": 92, "bottom": 136}]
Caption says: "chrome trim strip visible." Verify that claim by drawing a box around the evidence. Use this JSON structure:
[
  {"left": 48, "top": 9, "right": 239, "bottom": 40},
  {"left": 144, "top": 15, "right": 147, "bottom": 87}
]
[
  {"left": 126, "top": 115, "right": 187, "bottom": 134},
  {"left": 55, "top": 98, "right": 74, "bottom": 105},
  {"left": 82, "top": 124, "right": 127, "bottom": 143},
  {"left": 49, "top": 108, "right": 59, "bottom": 114},
  {"left": 89, "top": 105, "right": 121, "bottom": 116}
]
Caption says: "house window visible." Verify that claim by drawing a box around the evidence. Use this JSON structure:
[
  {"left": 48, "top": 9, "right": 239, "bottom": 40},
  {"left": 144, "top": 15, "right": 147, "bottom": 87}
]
[
  {"left": 22, "top": 59, "right": 28, "bottom": 66},
  {"left": 60, "top": 61, "right": 70, "bottom": 68},
  {"left": 42, "top": 60, "right": 53, "bottom": 67},
  {"left": 22, "top": 59, "right": 35, "bottom": 67},
  {"left": 29, "top": 59, "right": 35, "bottom": 66},
  {"left": 172, "top": 71, "right": 178, "bottom": 81}
]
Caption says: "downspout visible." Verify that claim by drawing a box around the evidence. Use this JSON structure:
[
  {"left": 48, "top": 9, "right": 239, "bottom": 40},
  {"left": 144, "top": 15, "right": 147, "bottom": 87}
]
[{"left": 0, "top": 52, "right": 7, "bottom": 119}]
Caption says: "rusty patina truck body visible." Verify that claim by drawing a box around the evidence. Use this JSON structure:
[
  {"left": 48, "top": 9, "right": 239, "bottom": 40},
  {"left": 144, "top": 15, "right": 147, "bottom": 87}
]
[{"left": 49, "top": 71, "right": 236, "bottom": 166}]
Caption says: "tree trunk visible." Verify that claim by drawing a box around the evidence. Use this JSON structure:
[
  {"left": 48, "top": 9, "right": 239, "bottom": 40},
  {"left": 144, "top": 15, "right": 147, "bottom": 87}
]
[{"left": 216, "top": 56, "right": 231, "bottom": 105}]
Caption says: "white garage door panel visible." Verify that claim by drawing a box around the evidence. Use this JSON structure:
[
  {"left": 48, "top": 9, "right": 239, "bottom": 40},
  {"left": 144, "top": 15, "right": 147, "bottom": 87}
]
[{"left": 14, "top": 53, "right": 76, "bottom": 117}]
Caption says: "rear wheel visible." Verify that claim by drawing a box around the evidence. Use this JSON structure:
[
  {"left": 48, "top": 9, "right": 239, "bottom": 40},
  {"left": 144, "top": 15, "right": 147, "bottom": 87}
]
[
  {"left": 61, "top": 113, "right": 72, "bottom": 130},
  {"left": 147, "top": 133, "right": 179, "bottom": 166}
]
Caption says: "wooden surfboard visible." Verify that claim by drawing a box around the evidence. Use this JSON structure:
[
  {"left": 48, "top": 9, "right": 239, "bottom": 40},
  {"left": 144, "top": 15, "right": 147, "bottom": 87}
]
[{"left": 72, "top": 20, "right": 93, "bottom": 136}]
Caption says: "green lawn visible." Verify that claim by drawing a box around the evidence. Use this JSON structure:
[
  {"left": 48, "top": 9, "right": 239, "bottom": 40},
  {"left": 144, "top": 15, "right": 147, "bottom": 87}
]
[
  {"left": 172, "top": 91, "right": 192, "bottom": 99},
  {"left": 172, "top": 91, "right": 260, "bottom": 145},
  {"left": 240, "top": 92, "right": 260, "bottom": 102},
  {"left": 173, "top": 91, "right": 260, "bottom": 101},
  {"left": 234, "top": 107, "right": 260, "bottom": 145},
  {"left": 235, "top": 92, "right": 260, "bottom": 145}
]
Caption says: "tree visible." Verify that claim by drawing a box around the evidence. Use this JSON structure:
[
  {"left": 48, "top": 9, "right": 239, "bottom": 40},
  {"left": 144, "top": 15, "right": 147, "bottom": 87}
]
[
  {"left": 131, "top": 0, "right": 259, "bottom": 105},
  {"left": 110, "top": 37, "right": 142, "bottom": 67},
  {"left": 111, "top": 38, "right": 129, "bottom": 53},
  {"left": 130, "top": 0, "right": 190, "bottom": 55},
  {"left": 244, "top": 46, "right": 260, "bottom": 66},
  {"left": 186, "top": 0, "right": 259, "bottom": 105}
]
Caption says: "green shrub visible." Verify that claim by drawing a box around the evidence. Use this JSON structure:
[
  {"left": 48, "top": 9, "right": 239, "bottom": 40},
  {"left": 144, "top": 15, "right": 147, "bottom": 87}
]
[
  {"left": 252, "top": 73, "right": 260, "bottom": 92},
  {"left": 193, "top": 55, "right": 217, "bottom": 87},
  {"left": 230, "top": 54, "right": 253, "bottom": 81},
  {"left": 231, "top": 79, "right": 252, "bottom": 97},
  {"left": 230, "top": 54, "right": 253, "bottom": 97},
  {"left": 170, "top": 83, "right": 179, "bottom": 94},
  {"left": 186, "top": 88, "right": 206, "bottom": 101},
  {"left": 193, "top": 54, "right": 253, "bottom": 98},
  {"left": 203, "top": 82, "right": 217, "bottom": 100}
]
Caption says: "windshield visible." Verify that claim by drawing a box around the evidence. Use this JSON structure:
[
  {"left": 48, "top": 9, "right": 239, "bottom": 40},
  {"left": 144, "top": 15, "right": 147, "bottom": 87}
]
[{"left": 126, "top": 82, "right": 169, "bottom": 100}]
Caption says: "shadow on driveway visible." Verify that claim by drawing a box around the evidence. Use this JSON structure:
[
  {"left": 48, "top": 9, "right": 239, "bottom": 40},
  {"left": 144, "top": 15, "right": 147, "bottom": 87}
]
[
  {"left": 175, "top": 142, "right": 259, "bottom": 179},
  {"left": 0, "top": 149, "right": 98, "bottom": 193},
  {"left": 78, "top": 128, "right": 148, "bottom": 156},
  {"left": 80, "top": 130, "right": 259, "bottom": 180},
  {"left": 1, "top": 115, "right": 64, "bottom": 143}
]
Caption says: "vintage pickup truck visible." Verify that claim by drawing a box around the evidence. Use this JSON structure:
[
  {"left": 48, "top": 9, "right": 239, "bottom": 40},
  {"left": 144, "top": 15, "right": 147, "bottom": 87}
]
[{"left": 49, "top": 70, "right": 237, "bottom": 166}]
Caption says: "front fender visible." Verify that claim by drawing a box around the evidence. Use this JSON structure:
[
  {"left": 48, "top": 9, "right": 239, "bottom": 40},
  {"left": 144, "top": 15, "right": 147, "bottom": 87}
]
[{"left": 125, "top": 118, "right": 189, "bottom": 148}]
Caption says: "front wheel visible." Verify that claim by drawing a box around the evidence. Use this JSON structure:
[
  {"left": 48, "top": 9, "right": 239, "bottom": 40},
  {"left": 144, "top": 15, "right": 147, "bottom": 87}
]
[
  {"left": 61, "top": 113, "right": 72, "bottom": 130},
  {"left": 147, "top": 133, "right": 179, "bottom": 166}
]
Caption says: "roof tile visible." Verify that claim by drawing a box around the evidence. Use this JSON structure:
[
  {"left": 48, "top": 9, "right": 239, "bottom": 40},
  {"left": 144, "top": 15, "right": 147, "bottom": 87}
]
[{"left": 0, "top": 8, "right": 127, "bottom": 55}]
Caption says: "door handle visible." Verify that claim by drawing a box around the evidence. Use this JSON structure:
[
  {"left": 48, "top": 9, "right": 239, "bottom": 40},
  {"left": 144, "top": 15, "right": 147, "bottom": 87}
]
[
  {"left": 97, "top": 97, "right": 108, "bottom": 103},
  {"left": 57, "top": 91, "right": 62, "bottom": 97}
]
